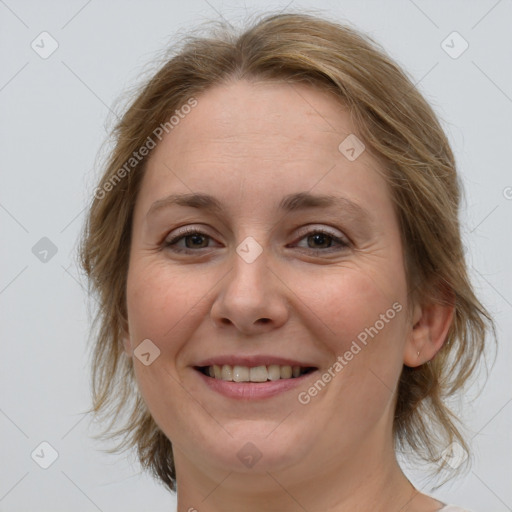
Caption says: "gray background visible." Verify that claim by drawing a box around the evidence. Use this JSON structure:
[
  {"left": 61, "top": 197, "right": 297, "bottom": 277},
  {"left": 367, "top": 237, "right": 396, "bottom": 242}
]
[{"left": 1, "top": 0, "right": 511, "bottom": 510}]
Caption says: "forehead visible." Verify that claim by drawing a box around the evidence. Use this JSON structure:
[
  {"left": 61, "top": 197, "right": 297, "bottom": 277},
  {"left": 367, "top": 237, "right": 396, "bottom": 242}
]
[
  {"left": 135, "top": 79, "right": 392, "bottom": 221},
  {"left": 159, "top": 79, "right": 354, "bottom": 158}
]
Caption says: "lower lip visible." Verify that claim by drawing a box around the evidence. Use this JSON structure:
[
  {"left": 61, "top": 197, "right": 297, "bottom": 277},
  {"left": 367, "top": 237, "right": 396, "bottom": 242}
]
[{"left": 195, "top": 369, "right": 317, "bottom": 400}]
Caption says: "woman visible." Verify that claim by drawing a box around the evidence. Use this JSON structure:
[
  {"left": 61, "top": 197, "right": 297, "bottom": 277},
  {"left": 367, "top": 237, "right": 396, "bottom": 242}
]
[{"left": 80, "top": 12, "right": 495, "bottom": 512}]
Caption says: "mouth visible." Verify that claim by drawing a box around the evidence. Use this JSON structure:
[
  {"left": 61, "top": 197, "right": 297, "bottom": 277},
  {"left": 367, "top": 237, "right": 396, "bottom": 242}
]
[
  {"left": 195, "top": 364, "right": 317, "bottom": 382},
  {"left": 192, "top": 359, "right": 319, "bottom": 400}
]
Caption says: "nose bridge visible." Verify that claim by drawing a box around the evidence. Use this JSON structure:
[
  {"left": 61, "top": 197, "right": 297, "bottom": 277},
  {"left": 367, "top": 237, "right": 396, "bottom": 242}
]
[
  {"left": 229, "top": 219, "right": 273, "bottom": 286},
  {"left": 227, "top": 236, "right": 271, "bottom": 307},
  {"left": 210, "top": 233, "right": 289, "bottom": 333}
]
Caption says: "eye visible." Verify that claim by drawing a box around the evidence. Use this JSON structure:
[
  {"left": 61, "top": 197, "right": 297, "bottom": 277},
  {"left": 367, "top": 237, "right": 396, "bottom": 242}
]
[
  {"left": 163, "top": 226, "right": 350, "bottom": 255},
  {"left": 292, "top": 228, "right": 349, "bottom": 252},
  {"left": 163, "top": 227, "right": 215, "bottom": 253}
]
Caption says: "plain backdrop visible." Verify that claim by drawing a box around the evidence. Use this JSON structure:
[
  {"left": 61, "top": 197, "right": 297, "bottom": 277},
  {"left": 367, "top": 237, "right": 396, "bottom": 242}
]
[{"left": 1, "top": 1, "right": 511, "bottom": 511}]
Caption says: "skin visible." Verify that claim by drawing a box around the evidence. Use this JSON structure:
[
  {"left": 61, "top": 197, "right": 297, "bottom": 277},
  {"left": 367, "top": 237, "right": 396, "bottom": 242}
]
[{"left": 123, "top": 79, "right": 454, "bottom": 512}]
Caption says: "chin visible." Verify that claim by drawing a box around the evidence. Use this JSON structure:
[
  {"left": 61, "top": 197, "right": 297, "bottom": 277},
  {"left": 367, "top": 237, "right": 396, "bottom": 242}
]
[{"left": 191, "top": 419, "right": 314, "bottom": 475}]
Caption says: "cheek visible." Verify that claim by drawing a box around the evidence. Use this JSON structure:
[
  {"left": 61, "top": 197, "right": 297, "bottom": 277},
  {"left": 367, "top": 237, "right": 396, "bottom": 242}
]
[
  {"left": 125, "top": 260, "right": 207, "bottom": 432},
  {"left": 126, "top": 259, "right": 202, "bottom": 351},
  {"left": 295, "top": 262, "right": 407, "bottom": 350},
  {"left": 291, "top": 259, "right": 409, "bottom": 412},
  {"left": 299, "top": 267, "right": 407, "bottom": 421}
]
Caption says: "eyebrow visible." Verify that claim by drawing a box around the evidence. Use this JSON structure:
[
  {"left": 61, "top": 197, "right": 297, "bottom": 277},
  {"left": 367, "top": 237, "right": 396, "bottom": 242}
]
[{"left": 146, "top": 191, "right": 372, "bottom": 224}]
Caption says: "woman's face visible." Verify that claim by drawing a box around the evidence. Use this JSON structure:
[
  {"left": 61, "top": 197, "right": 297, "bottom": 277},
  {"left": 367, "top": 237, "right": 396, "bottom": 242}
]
[{"left": 124, "top": 80, "right": 415, "bottom": 483}]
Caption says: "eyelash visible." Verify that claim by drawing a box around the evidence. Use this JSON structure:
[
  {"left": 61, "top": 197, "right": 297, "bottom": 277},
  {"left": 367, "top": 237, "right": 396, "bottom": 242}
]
[{"left": 162, "top": 226, "right": 350, "bottom": 254}]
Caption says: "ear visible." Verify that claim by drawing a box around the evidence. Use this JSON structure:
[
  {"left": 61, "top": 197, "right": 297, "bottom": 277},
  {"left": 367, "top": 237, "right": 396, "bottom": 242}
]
[{"left": 403, "top": 293, "right": 455, "bottom": 367}]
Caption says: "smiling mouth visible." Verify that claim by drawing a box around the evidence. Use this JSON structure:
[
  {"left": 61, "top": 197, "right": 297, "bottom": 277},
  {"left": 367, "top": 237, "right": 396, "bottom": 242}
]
[{"left": 195, "top": 364, "right": 317, "bottom": 382}]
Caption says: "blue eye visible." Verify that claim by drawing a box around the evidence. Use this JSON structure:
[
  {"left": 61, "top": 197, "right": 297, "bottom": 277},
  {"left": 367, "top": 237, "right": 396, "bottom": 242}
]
[{"left": 163, "top": 227, "right": 349, "bottom": 254}]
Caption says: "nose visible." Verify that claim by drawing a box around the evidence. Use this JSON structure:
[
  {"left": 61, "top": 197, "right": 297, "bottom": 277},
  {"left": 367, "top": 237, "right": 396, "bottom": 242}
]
[{"left": 209, "top": 247, "right": 289, "bottom": 335}]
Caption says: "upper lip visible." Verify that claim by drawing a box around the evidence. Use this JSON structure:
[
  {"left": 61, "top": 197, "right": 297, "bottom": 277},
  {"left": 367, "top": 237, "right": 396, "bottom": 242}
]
[{"left": 193, "top": 355, "right": 317, "bottom": 368}]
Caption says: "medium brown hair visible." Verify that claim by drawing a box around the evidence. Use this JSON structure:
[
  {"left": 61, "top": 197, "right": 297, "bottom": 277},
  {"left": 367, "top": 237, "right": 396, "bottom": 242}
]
[{"left": 79, "top": 10, "right": 496, "bottom": 492}]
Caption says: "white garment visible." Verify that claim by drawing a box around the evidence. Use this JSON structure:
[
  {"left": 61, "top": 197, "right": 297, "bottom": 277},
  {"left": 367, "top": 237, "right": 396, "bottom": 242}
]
[{"left": 438, "top": 506, "right": 473, "bottom": 512}]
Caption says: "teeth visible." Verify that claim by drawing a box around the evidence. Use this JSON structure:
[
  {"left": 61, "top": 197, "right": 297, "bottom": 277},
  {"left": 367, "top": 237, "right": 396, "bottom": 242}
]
[
  {"left": 268, "top": 364, "right": 281, "bottom": 381},
  {"left": 249, "top": 366, "right": 268, "bottom": 382},
  {"left": 221, "top": 365, "right": 233, "bottom": 381},
  {"left": 280, "top": 365, "right": 292, "bottom": 379},
  {"left": 233, "top": 365, "right": 249, "bottom": 382},
  {"left": 203, "top": 364, "right": 310, "bottom": 382}
]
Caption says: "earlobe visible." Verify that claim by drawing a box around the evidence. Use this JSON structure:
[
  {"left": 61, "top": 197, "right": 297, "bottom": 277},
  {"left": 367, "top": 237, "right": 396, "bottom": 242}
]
[{"left": 403, "top": 298, "right": 454, "bottom": 368}]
